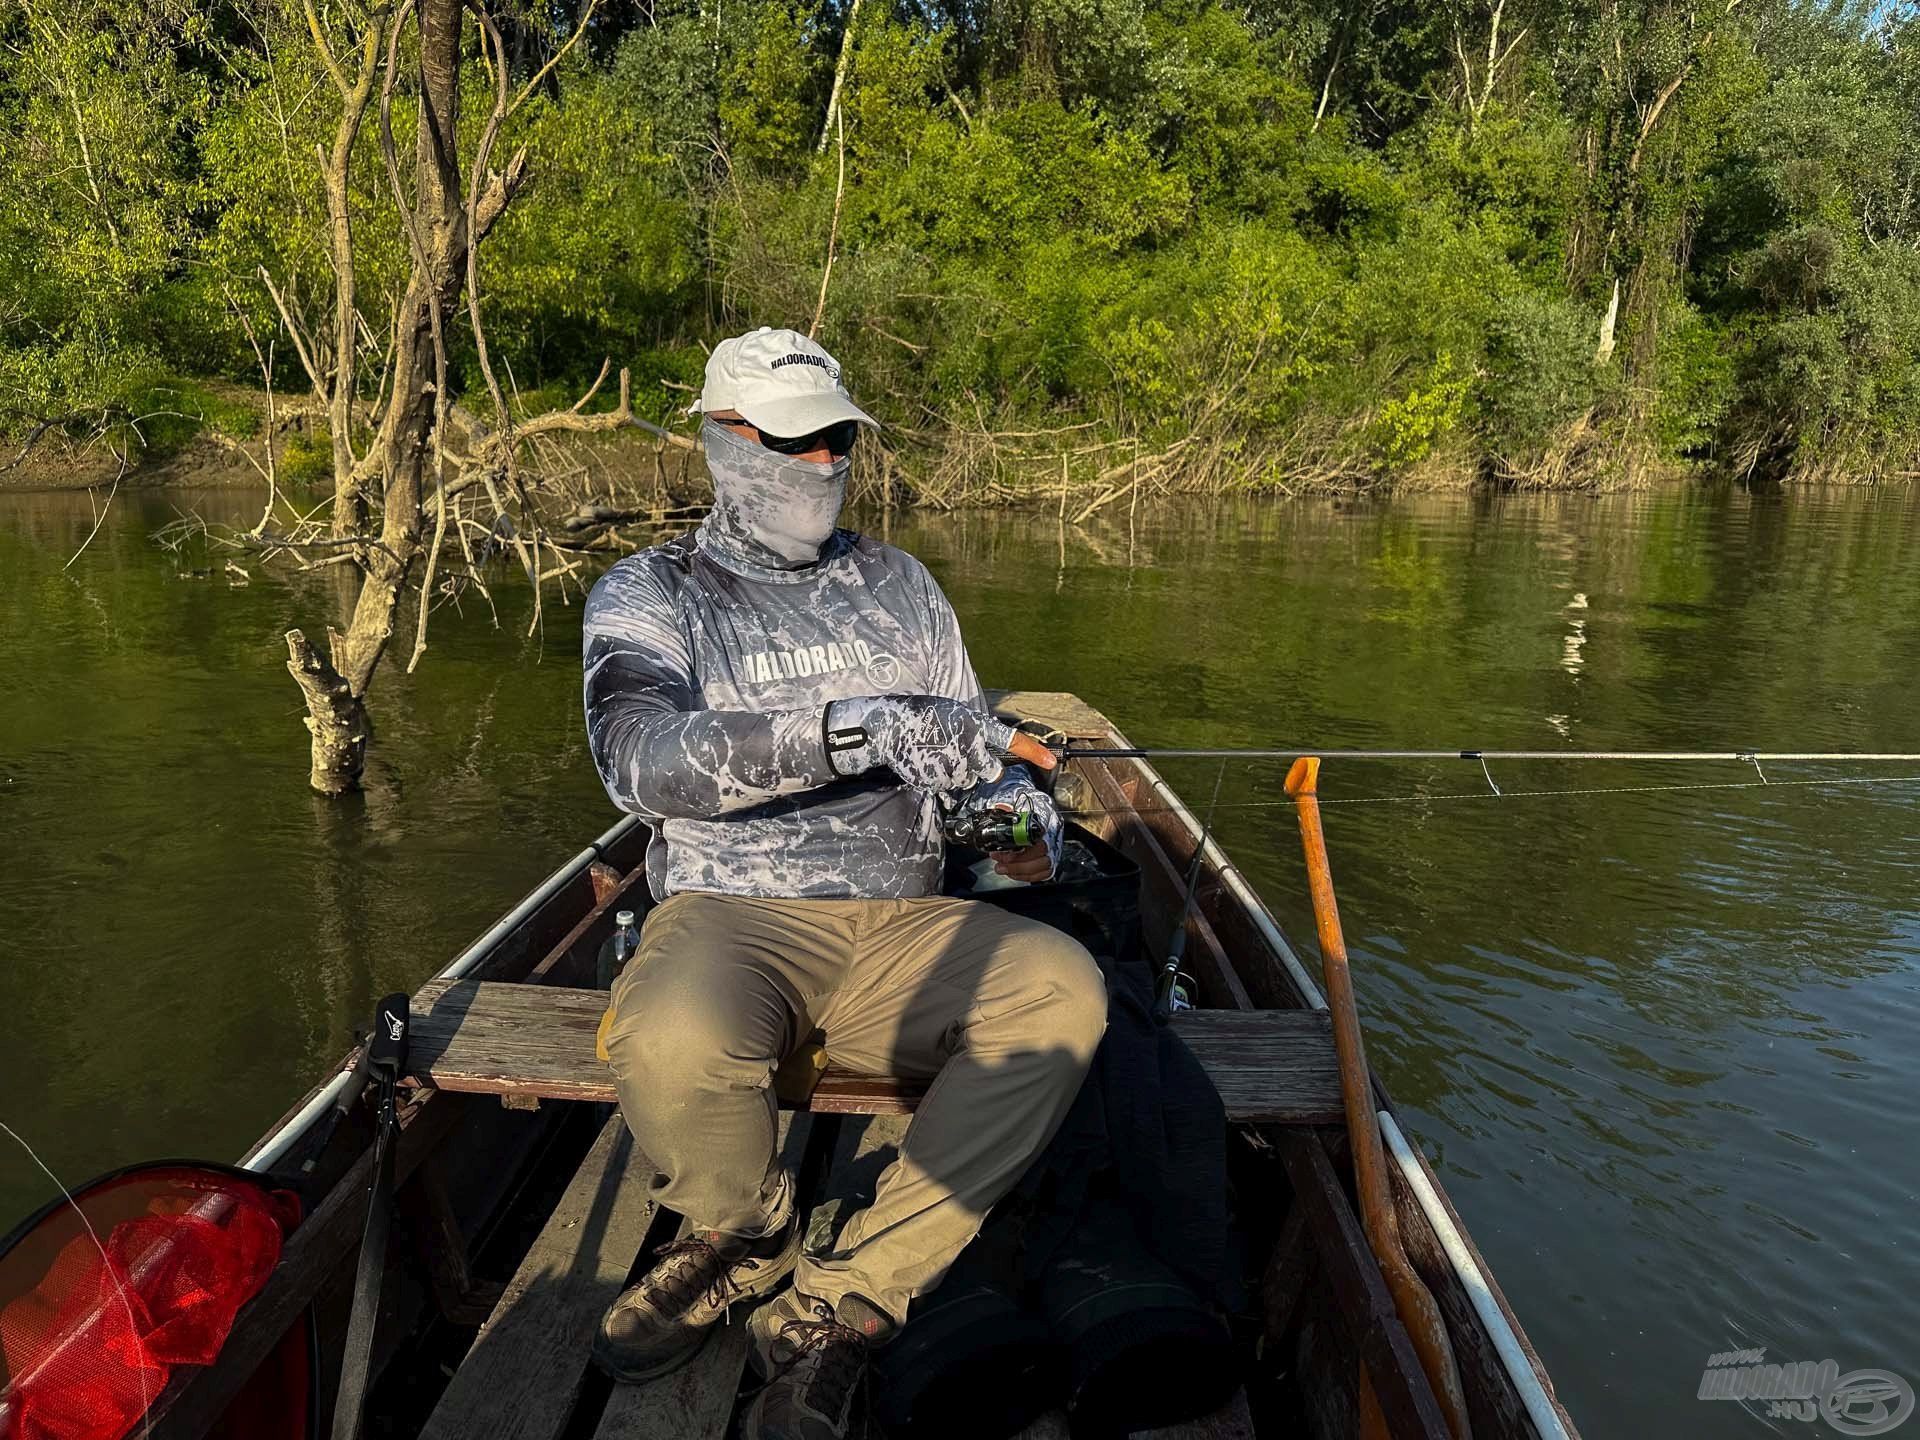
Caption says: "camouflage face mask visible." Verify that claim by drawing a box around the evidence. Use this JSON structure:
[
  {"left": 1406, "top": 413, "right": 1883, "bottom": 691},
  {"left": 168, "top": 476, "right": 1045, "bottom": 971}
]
[{"left": 700, "top": 418, "right": 850, "bottom": 569}]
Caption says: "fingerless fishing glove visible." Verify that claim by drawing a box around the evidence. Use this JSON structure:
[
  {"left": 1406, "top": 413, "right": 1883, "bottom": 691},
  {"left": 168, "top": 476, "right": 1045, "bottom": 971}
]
[{"left": 825, "top": 695, "right": 1016, "bottom": 793}]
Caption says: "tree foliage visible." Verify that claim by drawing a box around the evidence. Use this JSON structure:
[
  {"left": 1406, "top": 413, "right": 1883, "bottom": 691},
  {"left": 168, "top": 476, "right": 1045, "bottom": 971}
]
[{"left": 3, "top": 0, "right": 1917, "bottom": 485}]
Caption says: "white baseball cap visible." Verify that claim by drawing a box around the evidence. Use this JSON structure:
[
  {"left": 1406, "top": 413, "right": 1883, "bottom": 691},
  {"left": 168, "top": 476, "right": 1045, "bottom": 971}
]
[{"left": 690, "top": 327, "right": 879, "bottom": 436}]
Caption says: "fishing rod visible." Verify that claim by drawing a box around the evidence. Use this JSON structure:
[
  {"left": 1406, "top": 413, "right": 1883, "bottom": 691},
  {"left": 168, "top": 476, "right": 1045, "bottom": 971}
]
[
  {"left": 1007, "top": 741, "right": 1920, "bottom": 818},
  {"left": 1053, "top": 747, "right": 1920, "bottom": 762},
  {"left": 1151, "top": 761, "right": 1226, "bottom": 1020}
]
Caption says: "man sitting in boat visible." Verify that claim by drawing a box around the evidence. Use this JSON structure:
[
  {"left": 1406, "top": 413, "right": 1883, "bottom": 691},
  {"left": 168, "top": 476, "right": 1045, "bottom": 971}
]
[{"left": 580, "top": 326, "right": 1109, "bottom": 1440}]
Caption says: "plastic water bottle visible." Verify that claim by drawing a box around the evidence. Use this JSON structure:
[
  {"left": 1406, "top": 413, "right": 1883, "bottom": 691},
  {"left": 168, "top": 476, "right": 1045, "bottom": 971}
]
[{"left": 596, "top": 909, "right": 642, "bottom": 990}]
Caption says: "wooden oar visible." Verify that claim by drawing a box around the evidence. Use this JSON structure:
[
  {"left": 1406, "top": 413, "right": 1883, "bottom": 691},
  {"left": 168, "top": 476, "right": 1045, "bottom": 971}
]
[{"left": 1285, "top": 755, "right": 1473, "bottom": 1440}]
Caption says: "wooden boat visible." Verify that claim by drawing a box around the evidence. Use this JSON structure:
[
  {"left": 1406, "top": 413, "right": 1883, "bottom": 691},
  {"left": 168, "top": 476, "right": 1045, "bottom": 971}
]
[{"left": 102, "top": 693, "right": 1580, "bottom": 1440}]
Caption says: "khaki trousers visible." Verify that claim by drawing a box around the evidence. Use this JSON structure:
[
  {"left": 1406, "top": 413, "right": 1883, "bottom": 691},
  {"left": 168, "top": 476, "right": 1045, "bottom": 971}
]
[{"left": 602, "top": 891, "right": 1108, "bottom": 1324}]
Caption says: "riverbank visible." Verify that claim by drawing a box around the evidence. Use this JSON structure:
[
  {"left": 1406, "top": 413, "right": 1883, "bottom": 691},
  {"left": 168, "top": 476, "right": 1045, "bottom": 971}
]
[
  {"left": 0, "top": 383, "right": 1688, "bottom": 503},
  {"left": 0, "top": 379, "right": 290, "bottom": 492},
  {"left": 14, "top": 379, "right": 1913, "bottom": 507}
]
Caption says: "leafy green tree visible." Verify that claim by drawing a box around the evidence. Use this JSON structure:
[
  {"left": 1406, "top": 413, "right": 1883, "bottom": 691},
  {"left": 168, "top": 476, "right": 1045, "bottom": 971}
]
[
  {"left": 0, "top": 1, "right": 214, "bottom": 434},
  {"left": 2, "top": 0, "right": 1916, "bottom": 488}
]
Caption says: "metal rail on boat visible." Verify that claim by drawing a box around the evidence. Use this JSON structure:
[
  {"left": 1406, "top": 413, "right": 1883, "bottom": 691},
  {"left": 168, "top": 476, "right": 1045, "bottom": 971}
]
[
  {"left": 241, "top": 814, "right": 643, "bottom": 1175},
  {"left": 1381, "top": 1113, "right": 1572, "bottom": 1440}
]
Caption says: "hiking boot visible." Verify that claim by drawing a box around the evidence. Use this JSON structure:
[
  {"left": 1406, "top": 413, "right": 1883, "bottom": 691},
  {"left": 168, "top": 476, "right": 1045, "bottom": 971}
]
[
  {"left": 591, "top": 1214, "right": 801, "bottom": 1383},
  {"left": 742, "top": 1289, "right": 895, "bottom": 1440}
]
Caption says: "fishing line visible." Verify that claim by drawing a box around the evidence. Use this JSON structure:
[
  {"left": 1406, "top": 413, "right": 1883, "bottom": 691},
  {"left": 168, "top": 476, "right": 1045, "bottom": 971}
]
[
  {"left": 1316, "top": 772, "right": 1920, "bottom": 806},
  {"left": 0, "top": 1118, "right": 153, "bottom": 1438},
  {"left": 1057, "top": 771, "right": 1920, "bottom": 820}
]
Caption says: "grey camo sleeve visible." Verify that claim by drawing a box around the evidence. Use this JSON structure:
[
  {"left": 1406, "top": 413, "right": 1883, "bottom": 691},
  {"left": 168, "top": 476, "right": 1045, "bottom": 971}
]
[{"left": 582, "top": 560, "right": 836, "bottom": 821}]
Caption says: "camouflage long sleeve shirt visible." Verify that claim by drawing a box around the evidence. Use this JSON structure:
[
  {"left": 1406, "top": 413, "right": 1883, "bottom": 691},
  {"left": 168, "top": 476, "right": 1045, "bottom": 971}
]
[{"left": 581, "top": 526, "right": 991, "bottom": 899}]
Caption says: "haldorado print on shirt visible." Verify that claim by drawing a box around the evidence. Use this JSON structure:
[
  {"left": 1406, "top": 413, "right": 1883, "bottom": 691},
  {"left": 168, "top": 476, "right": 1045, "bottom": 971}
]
[{"left": 581, "top": 525, "right": 989, "bottom": 900}]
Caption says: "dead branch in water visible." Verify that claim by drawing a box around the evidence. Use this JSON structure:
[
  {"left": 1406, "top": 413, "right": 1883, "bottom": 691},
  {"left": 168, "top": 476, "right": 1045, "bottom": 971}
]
[
  {"left": 235, "top": 0, "right": 709, "bottom": 790},
  {"left": 62, "top": 445, "right": 128, "bottom": 570},
  {"left": 853, "top": 400, "right": 1380, "bottom": 511}
]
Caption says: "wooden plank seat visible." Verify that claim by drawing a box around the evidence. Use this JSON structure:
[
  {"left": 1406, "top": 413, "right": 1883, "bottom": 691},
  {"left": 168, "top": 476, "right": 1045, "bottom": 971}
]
[{"left": 407, "top": 978, "right": 1345, "bottom": 1125}]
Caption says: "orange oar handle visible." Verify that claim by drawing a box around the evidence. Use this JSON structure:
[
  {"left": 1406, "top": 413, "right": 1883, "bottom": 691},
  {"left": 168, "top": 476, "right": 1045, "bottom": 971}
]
[{"left": 1286, "top": 757, "right": 1474, "bottom": 1440}]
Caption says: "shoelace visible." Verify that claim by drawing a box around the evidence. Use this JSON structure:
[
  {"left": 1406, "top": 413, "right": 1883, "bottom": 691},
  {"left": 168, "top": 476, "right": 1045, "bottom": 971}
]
[
  {"left": 644, "top": 1235, "right": 744, "bottom": 1315},
  {"left": 776, "top": 1310, "right": 869, "bottom": 1420}
]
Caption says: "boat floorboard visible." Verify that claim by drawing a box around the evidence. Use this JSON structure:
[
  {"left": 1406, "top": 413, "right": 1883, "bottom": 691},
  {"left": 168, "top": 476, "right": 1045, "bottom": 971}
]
[
  {"left": 1013, "top": 1390, "right": 1257, "bottom": 1439},
  {"left": 420, "top": 1109, "right": 657, "bottom": 1440},
  {"left": 1134, "top": 1389, "right": 1259, "bottom": 1439},
  {"left": 584, "top": 1107, "right": 1264, "bottom": 1439},
  {"left": 589, "top": 1111, "right": 819, "bottom": 1439},
  {"left": 590, "top": 1264, "right": 749, "bottom": 1440}
]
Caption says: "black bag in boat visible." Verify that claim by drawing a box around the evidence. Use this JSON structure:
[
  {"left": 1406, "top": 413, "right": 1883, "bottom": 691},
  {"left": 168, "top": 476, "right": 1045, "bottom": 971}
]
[
  {"left": 872, "top": 950, "right": 1244, "bottom": 1440},
  {"left": 1037, "top": 1200, "right": 1239, "bottom": 1438},
  {"left": 869, "top": 1228, "right": 1063, "bottom": 1440}
]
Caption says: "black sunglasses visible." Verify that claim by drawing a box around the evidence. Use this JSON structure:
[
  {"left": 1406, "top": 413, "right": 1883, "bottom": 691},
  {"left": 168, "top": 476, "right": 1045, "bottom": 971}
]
[{"left": 713, "top": 416, "right": 859, "bottom": 458}]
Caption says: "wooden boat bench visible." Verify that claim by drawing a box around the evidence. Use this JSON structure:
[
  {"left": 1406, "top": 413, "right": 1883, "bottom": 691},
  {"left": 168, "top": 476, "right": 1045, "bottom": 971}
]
[{"left": 405, "top": 977, "right": 1346, "bottom": 1125}]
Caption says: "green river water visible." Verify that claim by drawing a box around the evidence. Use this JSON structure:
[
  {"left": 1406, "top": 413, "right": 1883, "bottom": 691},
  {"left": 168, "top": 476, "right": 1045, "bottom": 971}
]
[{"left": 2, "top": 482, "right": 1917, "bottom": 1437}]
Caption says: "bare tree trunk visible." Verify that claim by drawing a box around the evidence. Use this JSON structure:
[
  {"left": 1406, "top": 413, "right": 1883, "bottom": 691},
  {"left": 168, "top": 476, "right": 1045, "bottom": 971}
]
[
  {"left": 1595, "top": 276, "right": 1621, "bottom": 364},
  {"left": 1480, "top": 0, "right": 1504, "bottom": 116},
  {"left": 322, "top": 45, "right": 377, "bottom": 538},
  {"left": 286, "top": 627, "right": 368, "bottom": 789},
  {"left": 288, "top": 0, "right": 471, "bottom": 794},
  {"left": 1312, "top": 10, "right": 1348, "bottom": 134},
  {"left": 816, "top": 0, "right": 860, "bottom": 154},
  {"left": 278, "top": 0, "right": 616, "bottom": 794}
]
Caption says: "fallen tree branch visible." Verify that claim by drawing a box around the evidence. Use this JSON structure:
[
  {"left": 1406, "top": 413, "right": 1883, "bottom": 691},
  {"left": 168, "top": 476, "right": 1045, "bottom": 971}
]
[
  {"left": 514, "top": 368, "right": 699, "bottom": 449},
  {"left": 62, "top": 446, "right": 127, "bottom": 571},
  {"left": 0, "top": 412, "right": 89, "bottom": 475},
  {"left": 561, "top": 502, "right": 709, "bottom": 533}
]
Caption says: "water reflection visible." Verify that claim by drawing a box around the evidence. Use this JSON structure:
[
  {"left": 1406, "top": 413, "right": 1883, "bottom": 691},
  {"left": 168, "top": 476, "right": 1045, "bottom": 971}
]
[
  {"left": 1560, "top": 591, "right": 1588, "bottom": 677},
  {"left": 1, "top": 483, "right": 1917, "bottom": 1437}
]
